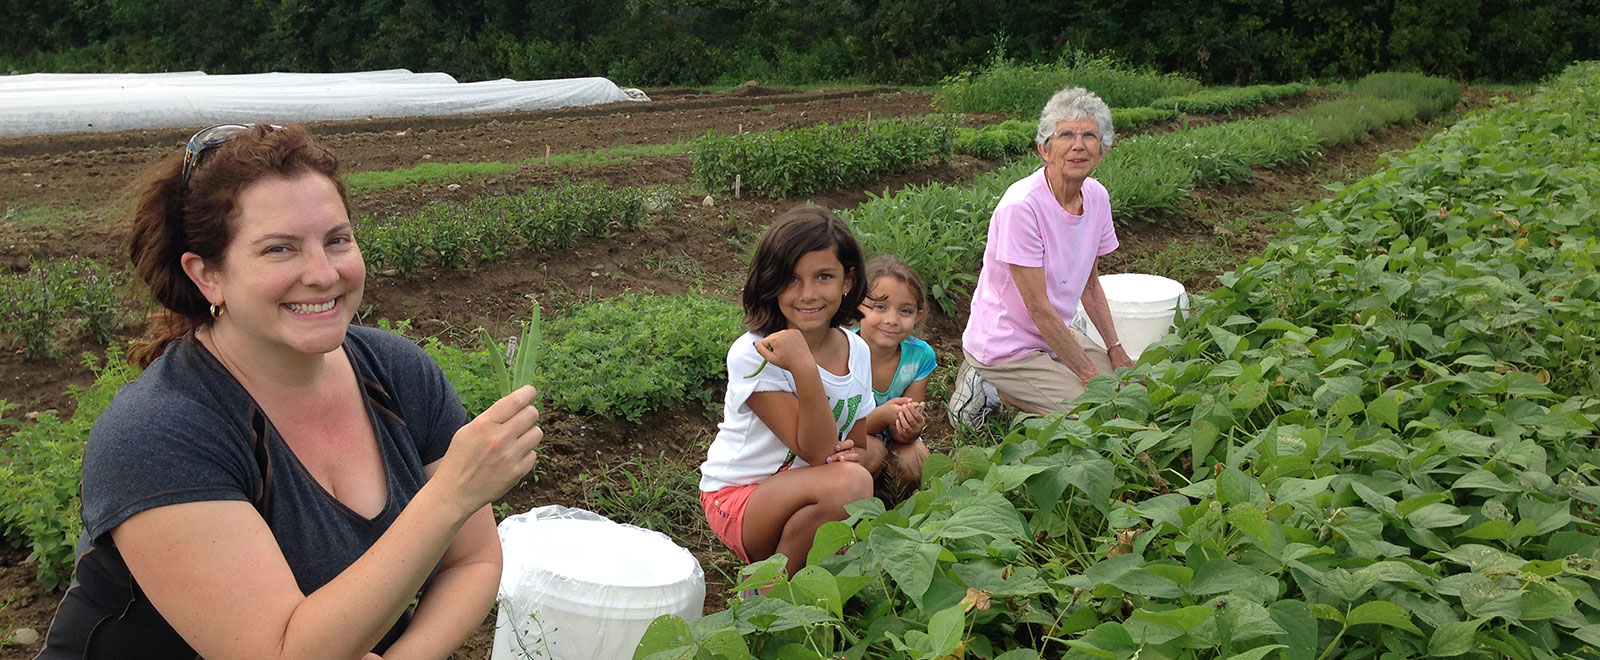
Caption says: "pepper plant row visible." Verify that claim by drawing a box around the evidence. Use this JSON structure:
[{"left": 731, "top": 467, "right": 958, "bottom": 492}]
[
  {"left": 0, "top": 257, "right": 128, "bottom": 359},
  {"left": 359, "top": 181, "right": 668, "bottom": 278},
  {"left": 691, "top": 118, "right": 954, "bottom": 198},
  {"left": 634, "top": 60, "right": 1600, "bottom": 660}
]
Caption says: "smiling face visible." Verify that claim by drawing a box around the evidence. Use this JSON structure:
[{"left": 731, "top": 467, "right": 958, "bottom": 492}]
[
  {"left": 778, "top": 247, "right": 853, "bottom": 335},
  {"left": 184, "top": 172, "right": 364, "bottom": 358},
  {"left": 858, "top": 276, "right": 924, "bottom": 352},
  {"left": 1038, "top": 118, "right": 1106, "bottom": 180}
]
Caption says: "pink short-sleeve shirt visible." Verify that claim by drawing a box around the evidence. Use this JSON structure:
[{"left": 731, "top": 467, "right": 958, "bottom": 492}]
[{"left": 962, "top": 168, "right": 1119, "bottom": 365}]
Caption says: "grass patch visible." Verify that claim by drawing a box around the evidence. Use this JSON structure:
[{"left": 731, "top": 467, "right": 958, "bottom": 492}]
[
  {"left": 2, "top": 204, "right": 88, "bottom": 226},
  {"left": 345, "top": 161, "right": 519, "bottom": 192},
  {"left": 578, "top": 453, "right": 704, "bottom": 540},
  {"left": 538, "top": 141, "right": 692, "bottom": 168}
]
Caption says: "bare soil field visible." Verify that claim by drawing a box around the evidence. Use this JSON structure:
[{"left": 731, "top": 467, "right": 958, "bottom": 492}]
[{"left": 0, "top": 85, "right": 1478, "bottom": 658}]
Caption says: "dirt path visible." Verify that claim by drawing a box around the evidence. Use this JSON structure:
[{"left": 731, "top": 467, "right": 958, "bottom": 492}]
[{"left": 0, "top": 86, "right": 1482, "bottom": 659}]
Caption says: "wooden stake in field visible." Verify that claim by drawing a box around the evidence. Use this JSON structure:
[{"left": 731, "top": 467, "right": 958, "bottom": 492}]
[
  {"left": 545, "top": 145, "right": 550, "bottom": 165},
  {"left": 734, "top": 174, "right": 742, "bottom": 200},
  {"left": 867, "top": 111, "right": 872, "bottom": 122}
]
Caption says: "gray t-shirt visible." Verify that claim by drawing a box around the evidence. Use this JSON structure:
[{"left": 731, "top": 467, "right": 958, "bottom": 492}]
[{"left": 40, "top": 325, "right": 468, "bottom": 658}]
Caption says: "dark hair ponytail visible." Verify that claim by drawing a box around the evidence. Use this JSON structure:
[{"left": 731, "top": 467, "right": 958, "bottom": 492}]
[{"left": 125, "top": 124, "right": 346, "bottom": 367}]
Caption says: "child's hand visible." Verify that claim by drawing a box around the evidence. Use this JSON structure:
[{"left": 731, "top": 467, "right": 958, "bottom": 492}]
[
  {"left": 753, "top": 329, "right": 816, "bottom": 373},
  {"left": 825, "top": 437, "right": 886, "bottom": 474},
  {"left": 893, "top": 401, "right": 926, "bottom": 441},
  {"left": 866, "top": 396, "right": 910, "bottom": 429}
]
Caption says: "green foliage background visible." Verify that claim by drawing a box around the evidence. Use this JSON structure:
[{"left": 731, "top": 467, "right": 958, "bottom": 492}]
[{"left": 3, "top": 0, "right": 1595, "bottom": 84}]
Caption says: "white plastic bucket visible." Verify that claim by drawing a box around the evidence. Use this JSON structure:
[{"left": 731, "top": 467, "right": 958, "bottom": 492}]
[
  {"left": 1072, "top": 273, "right": 1189, "bottom": 360},
  {"left": 491, "top": 506, "right": 705, "bottom": 660}
]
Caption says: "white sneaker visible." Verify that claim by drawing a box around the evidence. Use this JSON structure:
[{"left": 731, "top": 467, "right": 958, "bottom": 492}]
[{"left": 948, "top": 362, "right": 1002, "bottom": 428}]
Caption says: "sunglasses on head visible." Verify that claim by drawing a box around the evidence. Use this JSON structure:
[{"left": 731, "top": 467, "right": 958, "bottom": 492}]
[{"left": 180, "top": 123, "right": 285, "bottom": 190}]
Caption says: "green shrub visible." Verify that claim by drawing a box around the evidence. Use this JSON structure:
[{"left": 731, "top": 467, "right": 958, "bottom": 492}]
[
  {"left": 0, "top": 352, "right": 140, "bottom": 589},
  {"left": 936, "top": 55, "right": 1203, "bottom": 118},
  {"left": 1153, "top": 117, "right": 1323, "bottom": 184},
  {"left": 1294, "top": 96, "right": 1420, "bottom": 145},
  {"left": 690, "top": 118, "right": 953, "bottom": 198},
  {"left": 1149, "top": 82, "right": 1312, "bottom": 114},
  {"left": 1112, "top": 106, "right": 1180, "bottom": 131},
  {"left": 1348, "top": 71, "right": 1461, "bottom": 121},
  {"left": 359, "top": 181, "right": 667, "bottom": 277},
  {"left": 953, "top": 120, "right": 1035, "bottom": 160},
  {"left": 418, "top": 296, "right": 742, "bottom": 422}
]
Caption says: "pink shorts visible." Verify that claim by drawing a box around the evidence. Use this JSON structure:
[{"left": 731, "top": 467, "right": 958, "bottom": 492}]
[{"left": 701, "top": 483, "right": 760, "bottom": 562}]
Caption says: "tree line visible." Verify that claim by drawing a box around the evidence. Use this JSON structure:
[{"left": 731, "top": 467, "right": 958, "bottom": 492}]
[{"left": 4, "top": 0, "right": 1596, "bottom": 85}]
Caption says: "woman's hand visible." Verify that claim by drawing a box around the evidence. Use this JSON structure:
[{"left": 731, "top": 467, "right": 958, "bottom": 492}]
[
  {"left": 431, "top": 385, "right": 543, "bottom": 517},
  {"left": 1109, "top": 345, "right": 1136, "bottom": 370},
  {"left": 753, "top": 329, "right": 816, "bottom": 374}
]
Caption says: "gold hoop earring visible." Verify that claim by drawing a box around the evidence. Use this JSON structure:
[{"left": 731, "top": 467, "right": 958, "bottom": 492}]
[{"left": 209, "top": 303, "right": 225, "bottom": 319}]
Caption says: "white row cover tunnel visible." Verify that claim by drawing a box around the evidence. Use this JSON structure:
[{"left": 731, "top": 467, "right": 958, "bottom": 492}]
[{"left": 0, "top": 69, "right": 649, "bottom": 137}]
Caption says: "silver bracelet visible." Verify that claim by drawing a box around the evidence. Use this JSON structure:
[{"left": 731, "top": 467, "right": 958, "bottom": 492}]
[{"left": 1108, "top": 341, "right": 1122, "bottom": 349}]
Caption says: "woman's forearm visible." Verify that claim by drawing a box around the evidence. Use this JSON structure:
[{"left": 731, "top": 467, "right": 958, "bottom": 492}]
[
  {"left": 277, "top": 484, "right": 479, "bottom": 659},
  {"left": 378, "top": 509, "right": 501, "bottom": 660}
]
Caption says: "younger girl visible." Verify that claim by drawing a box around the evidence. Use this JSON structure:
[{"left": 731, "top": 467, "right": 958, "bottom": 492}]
[
  {"left": 856, "top": 256, "right": 935, "bottom": 485},
  {"left": 700, "top": 207, "right": 915, "bottom": 577}
]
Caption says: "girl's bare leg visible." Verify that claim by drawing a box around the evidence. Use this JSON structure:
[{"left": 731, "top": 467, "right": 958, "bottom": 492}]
[{"left": 742, "top": 461, "right": 874, "bottom": 575}]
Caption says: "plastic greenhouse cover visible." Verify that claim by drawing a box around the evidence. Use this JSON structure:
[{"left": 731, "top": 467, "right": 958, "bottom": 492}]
[
  {"left": 0, "top": 70, "right": 648, "bottom": 137},
  {"left": 493, "top": 505, "right": 704, "bottom": 660}
]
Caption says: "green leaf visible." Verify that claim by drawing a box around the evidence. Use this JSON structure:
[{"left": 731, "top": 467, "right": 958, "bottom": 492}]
[
  {"left": 1345, "top": 601, "right": 1422, "bottom": 635},
  {"left": 1520, "top": 581, "right": 1575, "bottom": 620},
  {"left": 1132, "top": 605, "right": 1215, "bottom": 631},
  {"left": 1427, "top": 619, "right": 1485, "bottom": 657},
  {"left": 1189, "top": 420, "right": 1221, "bottom": 469},
  {"left": 926, "top": 604, "right": 966, "bottom": 657},
  {"left": 1218, "top": 466, "right": 1264, "bottom": 507},
  {"left": 867, "top": 526, "right": 942, "bottom": 607},
  {"left": 788, "top": 566, "right": 843, "bottom": 618},
  {"left": 1225, "top": 504, "right": 1274, "bottom": 549},
  {"left": 1406, "top": 503, "right": 1470, "bottom": 530},
  {"left": 1452, "top": 469, "right": 1520, "bottom": 493},
  {"left": 807, "top": 521, "right": 853, "bottom": 566},
  {"left": 1269, "top": 600, "right": 1318, "bottom": 660},
  {"left": 1222, "top": 645, "right": 1287, "bottom": 660},
  {"left": 940, "top": 496, "right": 1028, "bottom": 542},
  {"left": 1367, "top": 394, "right": 1400, "bottom": 430},
  {"left": 1067, "top": 622, "right": 1136, "bottom": 659},
  {"left": 633, "top": 615, "right": 694, "bottom": 659}
]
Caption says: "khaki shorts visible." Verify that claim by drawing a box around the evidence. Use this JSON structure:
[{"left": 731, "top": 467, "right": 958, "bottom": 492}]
[{"left": 965, "top": 329, "right": 1111, "bottom": 414}]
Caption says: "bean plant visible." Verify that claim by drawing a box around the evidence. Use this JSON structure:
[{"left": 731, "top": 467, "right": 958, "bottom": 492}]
[{"left": 635, "top": 60, "right": 1600, "bottom": 660}]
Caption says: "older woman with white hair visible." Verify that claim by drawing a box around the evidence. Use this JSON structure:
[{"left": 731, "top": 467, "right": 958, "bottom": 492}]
[{"left": 948, "top": 86, "right": 1134, "bottom": 425}]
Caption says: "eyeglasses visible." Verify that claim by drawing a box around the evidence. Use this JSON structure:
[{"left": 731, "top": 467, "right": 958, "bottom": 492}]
[
  {"left": 1051, "top": 129, "right": 1102, "bottom": 145},
  {"left": 180, "top": 123, "right": 284, "bottom": 190}
]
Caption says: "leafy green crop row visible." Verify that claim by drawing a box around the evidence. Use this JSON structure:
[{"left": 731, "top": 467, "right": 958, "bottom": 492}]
[
  {"left": 635, "top": 61, "right": 1600, "bottom": 660},
  {"left": 358, "top": 181, "right": 667, "bottom": 277},
  {"left": 417, "top": 294, "right": 741, "bottom": 422},
  {"left": 691, "top": 118, "right": 953, "bottom": 198},
  {"left": 0, "top": 257, "right": 128, "bottom": 359},
  {"left": 936, "top": 54, "right": 1203, "bottom": 118},
  {"left": 0, "top": 353, "right": 138, "bottom": 588},
  {"left": 1150, "top": 83, "right": 1312, "bottom": 115},
  {"left": 953, "top": 108, "right": 1180, "bottom": 161}
]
